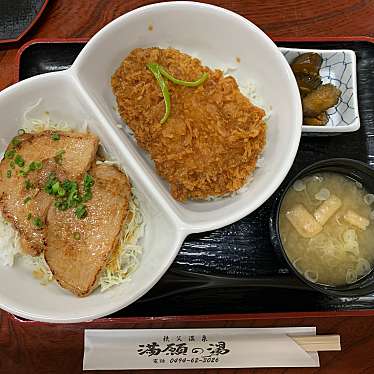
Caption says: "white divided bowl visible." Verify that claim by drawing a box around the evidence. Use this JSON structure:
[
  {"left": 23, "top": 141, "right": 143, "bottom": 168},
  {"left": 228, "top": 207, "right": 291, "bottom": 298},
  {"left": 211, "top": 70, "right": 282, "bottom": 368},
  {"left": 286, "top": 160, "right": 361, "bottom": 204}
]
[{"left": 0, "top": 2, "right": 302, "bottom": 322}]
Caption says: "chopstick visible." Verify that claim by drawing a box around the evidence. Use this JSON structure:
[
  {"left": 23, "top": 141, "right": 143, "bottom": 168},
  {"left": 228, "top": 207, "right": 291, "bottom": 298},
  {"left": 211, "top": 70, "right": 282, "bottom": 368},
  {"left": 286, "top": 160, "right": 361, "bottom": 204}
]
[{"left": 289, "top": 335, "right": 341, "bottom": 352}]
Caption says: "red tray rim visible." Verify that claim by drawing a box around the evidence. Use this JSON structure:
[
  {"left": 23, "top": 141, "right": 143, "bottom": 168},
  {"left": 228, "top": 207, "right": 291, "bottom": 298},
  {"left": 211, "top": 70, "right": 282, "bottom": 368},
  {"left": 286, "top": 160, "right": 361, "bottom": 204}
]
[
  {"left": 0, "top": 0, "right": 49, "bottom": 44},
  {"left": 11, "top": 35, "right": 374, "bottom": 324},
  {"left": 10, "top": 309, "right": 374, "bottom": 326},
  {"left": 14, "top": 35, "right": 374, "bottom": 83}
]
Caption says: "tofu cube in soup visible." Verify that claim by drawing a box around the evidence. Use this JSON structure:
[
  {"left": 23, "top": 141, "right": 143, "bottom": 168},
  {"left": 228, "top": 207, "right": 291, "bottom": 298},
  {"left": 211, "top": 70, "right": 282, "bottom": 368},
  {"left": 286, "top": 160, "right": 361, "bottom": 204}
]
[
  {"left": 314, "top": 194, "right": 342, "bottom": 225},
  {"left": 286, "top": 204, "right": 323, "bottom": 238}
]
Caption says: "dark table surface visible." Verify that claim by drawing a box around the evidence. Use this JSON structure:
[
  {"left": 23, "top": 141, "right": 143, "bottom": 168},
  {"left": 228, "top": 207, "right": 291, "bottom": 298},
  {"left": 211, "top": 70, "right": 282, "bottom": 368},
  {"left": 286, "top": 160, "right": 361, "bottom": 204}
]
[{"left": 1, "top": 1, "right": 374, "bottom": 373}]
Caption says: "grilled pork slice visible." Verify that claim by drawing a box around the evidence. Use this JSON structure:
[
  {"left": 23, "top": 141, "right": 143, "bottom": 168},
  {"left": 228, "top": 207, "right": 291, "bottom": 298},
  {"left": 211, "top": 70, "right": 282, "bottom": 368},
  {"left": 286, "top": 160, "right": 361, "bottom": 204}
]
[
  {"left": 0, "top": 131, "right": 99, "bottom": 256},
  {"left": 5, "top": 131, "right": 99, "bottom": 179},
  {"left": 1, "top": 159, "right": 66, "bottom": 256},
  {"left": 45, "top": 164, "right": 131, "bottom": 297}
]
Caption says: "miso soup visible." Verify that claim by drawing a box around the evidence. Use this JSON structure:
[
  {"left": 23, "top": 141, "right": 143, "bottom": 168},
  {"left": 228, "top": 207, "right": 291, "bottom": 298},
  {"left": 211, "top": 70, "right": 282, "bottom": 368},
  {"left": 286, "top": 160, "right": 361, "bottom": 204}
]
[{"left": 279, "top": 172, "right": 374, "bottom": 286}]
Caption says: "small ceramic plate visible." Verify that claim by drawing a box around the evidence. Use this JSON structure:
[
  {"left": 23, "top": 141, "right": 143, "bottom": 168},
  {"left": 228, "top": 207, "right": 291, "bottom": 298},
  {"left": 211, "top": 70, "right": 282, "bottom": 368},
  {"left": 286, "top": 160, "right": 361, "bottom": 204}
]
[{"left": 281, "top": 48, "right": 359, "bottom": 133}]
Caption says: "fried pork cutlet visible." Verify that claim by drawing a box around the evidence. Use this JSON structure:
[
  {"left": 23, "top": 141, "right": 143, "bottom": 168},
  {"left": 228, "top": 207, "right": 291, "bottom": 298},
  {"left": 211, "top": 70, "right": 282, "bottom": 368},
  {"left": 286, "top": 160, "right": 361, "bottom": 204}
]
[{"left": 112, "top": 48, "right": 266, "bottom": 201}]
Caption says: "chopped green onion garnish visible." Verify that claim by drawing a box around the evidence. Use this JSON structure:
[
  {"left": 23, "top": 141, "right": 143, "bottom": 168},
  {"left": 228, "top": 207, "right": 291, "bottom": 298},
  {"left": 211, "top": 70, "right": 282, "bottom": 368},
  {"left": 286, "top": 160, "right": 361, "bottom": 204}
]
[
  {"left": 66, "top": 183, "right": 78, "bottom": 204},
  {"left": 25, "top": 179, "right": 34, "bottom": 190},
  {"left": 54, "top": 150, "right": 65, "bottom": 165},
  {"left": 84, "top": 174, "right": 94, "bottom": 190},
  {"left": 23, "top": 196, "right": 32, "bottom": 204},
  {"left": 15, "top": 154, "right": 25, "bottom": 167},
  {"left": 32, "top": 216, "right": 44, "bottom": 229},
  {"left": 17, "top": 129, "right": 26, "bottom": 135},
  {"left": 82, "top": 174, "right": 94, "bottom": 202},
  {"left": 62, "top": 179, "right": 73, "bottom": 190},
  {"left": 28, "top": 162, "right": 36, "bottom": 171},
  {"left": 73, "top": 232, "right": 81, "bottom": 240},
  {"left": 11, "top": 137, "right": 21, "bottom": 147},
  {"left": 10, "top": 161, "right": 15, "bottom": 169},
  {"left": 50, "top": 181, "right": 66, "bottom": 197},
  {"left": 4, "top": 149, "right": 15, "bottom": 159},
  {"left": 19, "top": 169, "right": 27, "bottom": 177},
  {"left": 44, "top": 174, "right": 59, "bottom": 194},
  {"left": 82, "top": 191, "right": 93, "bottom": 202},
  {"left": 27, "top": 213, "right": 32, "bottom": 220},
  {"left": 29, "top": 161, "right": 42, "bottom": 171},
  {"left": 67, "top": 182, "right": 81, "bottom": 207},
  {"left": 51, "top": 133, "right": 60, "bottom": 141},
  {"left": 43, "top": 172, "right": 94, "bottom": 218},
  {"left": 52, "top": 181, "right": 60, "bottom": 194},
  {"left": 57, "top": 187, "right": 65, "bottom": 196},
  {"left": 75, "top": 204, "right": 87, "bottom": 219},
  {"left": 6, "top": 170, "right": 11, "bottom": 178},
  {"left": 54, "top": 199, "right": 68, "bottom": 211}
]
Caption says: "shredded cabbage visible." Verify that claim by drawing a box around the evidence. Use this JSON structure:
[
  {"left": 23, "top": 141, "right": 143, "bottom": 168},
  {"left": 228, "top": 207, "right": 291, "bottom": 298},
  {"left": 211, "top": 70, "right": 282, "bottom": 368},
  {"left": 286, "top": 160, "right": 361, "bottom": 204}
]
[
  {"left": 22, "top": 98, "right": 89, "bottom": 133},
  {"left": 222, "top": 65, "right": 238, "bottom": 75},
  {"left": 22, "top": 254, "right": 53, "bottom": 285},
  {"left": 0, "top": 216, "right": 21, "bottom": 266},
  {"left": 99, "top": 191, "right": 144, "bottom": 291}
]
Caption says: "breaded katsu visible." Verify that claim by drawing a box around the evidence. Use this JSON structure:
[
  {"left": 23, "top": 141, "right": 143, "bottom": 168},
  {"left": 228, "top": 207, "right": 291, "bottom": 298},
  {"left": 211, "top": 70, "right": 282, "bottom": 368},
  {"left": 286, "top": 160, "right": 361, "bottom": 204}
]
[{"left": 112, "top": 48, "right": 266, "bottom": 201}]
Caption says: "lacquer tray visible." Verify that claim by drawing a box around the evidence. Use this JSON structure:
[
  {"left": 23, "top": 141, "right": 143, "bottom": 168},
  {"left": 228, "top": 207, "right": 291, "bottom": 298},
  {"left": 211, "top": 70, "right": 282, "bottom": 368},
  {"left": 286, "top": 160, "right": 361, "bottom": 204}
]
[
  {"left": 0, "top": 0, "right": 49, "bottom": 44},
  {"left": 14, "top": 37, "right": 374, "bottom": 319}
]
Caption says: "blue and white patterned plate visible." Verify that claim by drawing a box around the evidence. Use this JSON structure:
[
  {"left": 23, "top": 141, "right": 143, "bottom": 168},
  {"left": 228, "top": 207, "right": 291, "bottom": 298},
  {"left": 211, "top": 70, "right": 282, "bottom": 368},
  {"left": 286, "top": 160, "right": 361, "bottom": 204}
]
[{"left": 281, "top": 48, "right": 359, "bottom": 133}]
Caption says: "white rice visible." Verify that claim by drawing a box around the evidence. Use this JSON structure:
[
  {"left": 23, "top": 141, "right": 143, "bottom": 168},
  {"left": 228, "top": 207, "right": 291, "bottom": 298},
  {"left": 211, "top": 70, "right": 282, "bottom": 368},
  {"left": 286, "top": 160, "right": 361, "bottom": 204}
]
[
  {"left": 0, "top": 216, "right": 21, "bottom": 267},
  {"left": 221, "top": 69, "right": 270, "bottom": 198}
]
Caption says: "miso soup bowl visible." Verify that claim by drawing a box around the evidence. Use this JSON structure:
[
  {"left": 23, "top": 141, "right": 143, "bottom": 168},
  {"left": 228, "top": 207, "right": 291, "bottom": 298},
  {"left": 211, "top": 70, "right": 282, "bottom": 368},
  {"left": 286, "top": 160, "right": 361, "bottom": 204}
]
[
  {"left": 0, "top": 2, "right": 301, "bottom": 322},
  {"left": 270, "top": 158, "right": 374, "bottom": 297}
]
